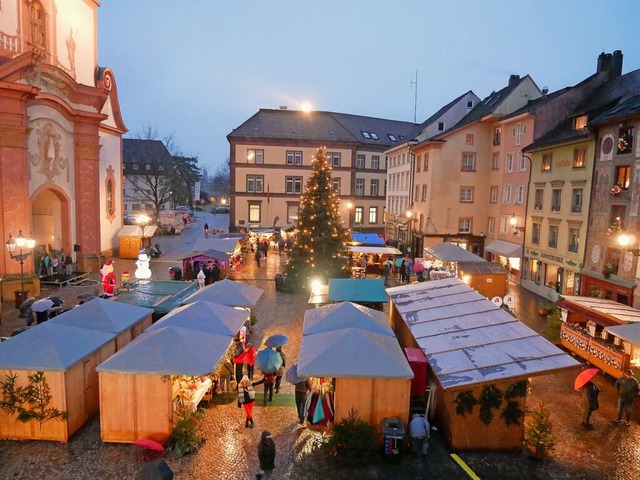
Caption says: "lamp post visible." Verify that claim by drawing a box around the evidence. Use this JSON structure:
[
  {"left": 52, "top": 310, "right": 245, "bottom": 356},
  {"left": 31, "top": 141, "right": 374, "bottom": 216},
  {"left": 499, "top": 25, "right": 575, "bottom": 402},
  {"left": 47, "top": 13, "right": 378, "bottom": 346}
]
[
  {"left": 509, "top": 213, "right": 525, "bottom": 236},
  {"left": 618, "top": 232, "right": 640, "bottom": 256},
  {"left": 6, "top": 230, "right": 36, "bottom": 312},
  {"left": 137, "top": 213, "right": 151, "bottom": 252}
]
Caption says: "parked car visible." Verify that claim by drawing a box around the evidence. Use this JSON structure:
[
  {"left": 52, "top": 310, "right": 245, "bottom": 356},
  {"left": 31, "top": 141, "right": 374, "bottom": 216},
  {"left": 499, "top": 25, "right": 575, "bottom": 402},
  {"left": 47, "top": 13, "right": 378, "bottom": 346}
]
[
  {"left": 213, "top": 206, "right": 230, "bottom": 214},
  {"left": 175, "top": 205, "right": 194, "bottom": 216}
]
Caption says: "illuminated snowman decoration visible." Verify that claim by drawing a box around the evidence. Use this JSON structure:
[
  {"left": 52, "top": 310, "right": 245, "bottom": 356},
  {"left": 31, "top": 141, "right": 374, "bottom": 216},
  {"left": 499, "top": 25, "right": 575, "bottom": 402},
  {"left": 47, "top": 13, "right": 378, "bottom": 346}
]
[{"left": 135, "top": 252, "right": 152, "bottom": 280}]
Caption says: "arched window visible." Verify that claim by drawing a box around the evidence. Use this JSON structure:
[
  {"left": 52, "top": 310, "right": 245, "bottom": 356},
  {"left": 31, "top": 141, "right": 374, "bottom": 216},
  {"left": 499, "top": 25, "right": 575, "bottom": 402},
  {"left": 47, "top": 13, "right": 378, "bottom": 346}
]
[{"left": 105, "top": 166, "right": 117, "bottom": 222}]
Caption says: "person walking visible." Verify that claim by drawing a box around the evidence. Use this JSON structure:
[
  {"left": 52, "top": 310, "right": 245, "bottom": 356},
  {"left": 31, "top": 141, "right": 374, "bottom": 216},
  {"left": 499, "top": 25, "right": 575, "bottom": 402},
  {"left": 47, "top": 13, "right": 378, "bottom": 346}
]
[
  {"left": 409, "top": 413, "right": 430, "bottom": 457},
  {"left": 615, "top": 369, "right": 640, "bottom": 426},
  {"left": 274, "top": 347, "right": 286, "bottom": 393},
  {"left": 382, "top": 262, "right": 391, "bottom": 287},
  {"left": 254, "top": 371, "right": 276, "bottom": 406},
  {"left": 220, "top": 358, "right": 235, "bottom": 393},
  {"left": 581, "top": 379, "right": 600, "bottom": 429},
  {"left": 255, "top": 248, "right": 262, "bottom": 267},
  {"left": 406, "top": 257, "right": 414, "bottom": 283},
  {"left": 399, "top": 259, "right": 407, "bottom": 283},
  {"left": 294, "top": 378, "right": 312, "bottom": 425},
  {"left": 203, "top": 222, "right": 209, "bottom": 238},
  {"left": 232, "top": 341, "right": 246, "bottom": 388},
  {"left": 257, "top": 430, "right": 276, "bottom": 479},
  {"left": 237, "top": 375, "right": 256, "bottom": 428},
  {"left": 244, "top": 343, "right": 256, "bottom": 379}
]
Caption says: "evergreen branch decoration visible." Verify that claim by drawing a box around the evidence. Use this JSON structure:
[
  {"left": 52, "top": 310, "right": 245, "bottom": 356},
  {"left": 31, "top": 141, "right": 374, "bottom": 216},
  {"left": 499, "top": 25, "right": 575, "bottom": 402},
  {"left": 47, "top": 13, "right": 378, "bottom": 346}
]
[
  {"left": 0, "top": 372, "right": 26, "bottom": 415},
  {"left": 505, "top": 380, "right": 529, "bottom": 399},
  {"left": 501, "top": 400, "right": 525, "bottom": 426},
  {"left": 0, "top": 371, "right": 67, "bottom": 427},
  {"left": 479, "top": 385, "right": 503, "bottom": 425},
  {"left": 454, "top": 390, "right": 477, "bottom": 416}
]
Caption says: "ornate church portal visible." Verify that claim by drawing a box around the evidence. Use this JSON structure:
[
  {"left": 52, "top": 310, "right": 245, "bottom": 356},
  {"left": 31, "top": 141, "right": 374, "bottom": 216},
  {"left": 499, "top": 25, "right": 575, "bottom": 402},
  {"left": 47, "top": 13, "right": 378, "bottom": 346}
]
[{"left": 0, "top": 0, "right": 127, "bottom": 297}]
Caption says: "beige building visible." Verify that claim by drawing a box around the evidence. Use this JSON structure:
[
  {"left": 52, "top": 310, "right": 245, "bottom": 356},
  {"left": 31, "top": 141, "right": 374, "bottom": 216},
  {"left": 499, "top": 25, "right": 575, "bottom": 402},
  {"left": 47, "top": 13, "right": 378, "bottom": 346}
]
[
  {"left": 409, "top": 75, "right": 542, "bottom": 258},
  {"left": 227, "top": 109, "right": 420, "bottom": 234}
]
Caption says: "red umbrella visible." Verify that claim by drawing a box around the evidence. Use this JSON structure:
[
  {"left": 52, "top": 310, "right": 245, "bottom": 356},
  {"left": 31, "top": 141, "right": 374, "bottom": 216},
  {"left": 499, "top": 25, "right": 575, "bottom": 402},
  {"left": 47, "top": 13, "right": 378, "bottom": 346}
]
[
  {"left": 574, "top": 368, "right": 599, "bottom": 390},
  {"left": 413, "top": 263, "right": 425, "bottom": 273},
  {"left": 133, "top": 438, "right": 165, "bottom": 452}
]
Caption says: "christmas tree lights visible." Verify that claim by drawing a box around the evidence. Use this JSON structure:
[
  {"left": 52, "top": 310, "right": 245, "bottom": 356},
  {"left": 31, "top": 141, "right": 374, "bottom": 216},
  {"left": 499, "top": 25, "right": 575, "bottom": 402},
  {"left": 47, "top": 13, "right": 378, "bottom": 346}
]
[{"left": 283, "top": 146, "right": 351, "bottom": 291}]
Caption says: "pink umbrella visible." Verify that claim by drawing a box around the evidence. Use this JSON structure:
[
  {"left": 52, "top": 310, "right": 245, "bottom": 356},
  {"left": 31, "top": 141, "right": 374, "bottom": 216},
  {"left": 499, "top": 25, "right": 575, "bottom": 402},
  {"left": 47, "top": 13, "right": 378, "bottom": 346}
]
[
  {"left": 574, "top": 368, "right": 599, "bottom": 390},
  {"left": 413, "top": 263, "right": 425, "bottom": 273},
  {"left": 133, "top": 438, "right": 165, "bottom": 452}
]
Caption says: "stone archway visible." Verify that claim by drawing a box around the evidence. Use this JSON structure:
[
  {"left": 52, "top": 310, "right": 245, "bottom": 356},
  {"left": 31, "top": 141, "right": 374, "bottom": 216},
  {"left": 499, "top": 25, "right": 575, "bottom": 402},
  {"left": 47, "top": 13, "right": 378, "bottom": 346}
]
[{"left": 31, "top": 185, "right": 71, "bottom": 273}]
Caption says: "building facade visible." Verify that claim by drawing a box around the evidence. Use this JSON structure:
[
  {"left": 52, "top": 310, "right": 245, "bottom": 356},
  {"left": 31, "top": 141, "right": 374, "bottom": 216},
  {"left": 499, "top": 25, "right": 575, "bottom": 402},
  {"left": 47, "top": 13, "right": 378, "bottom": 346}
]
[
  {"left": 0, "top": 0, "right": 126, "bottom": 280},
  {"left": 227, "top": 108, "right": 420, "bottom": 234}
]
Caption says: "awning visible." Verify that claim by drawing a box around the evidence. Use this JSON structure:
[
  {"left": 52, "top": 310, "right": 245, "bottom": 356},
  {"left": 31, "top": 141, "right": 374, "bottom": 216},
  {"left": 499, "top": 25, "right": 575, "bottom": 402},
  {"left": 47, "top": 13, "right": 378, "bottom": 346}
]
[
  {"left": 348, "top": 246, "right": 402, "bottom": 255},
  {"left": 605, "top": 323, "right": 640, "bottom": 345},
  {"left": 485, "top": 239, "right": 522, "bottom": 258}
]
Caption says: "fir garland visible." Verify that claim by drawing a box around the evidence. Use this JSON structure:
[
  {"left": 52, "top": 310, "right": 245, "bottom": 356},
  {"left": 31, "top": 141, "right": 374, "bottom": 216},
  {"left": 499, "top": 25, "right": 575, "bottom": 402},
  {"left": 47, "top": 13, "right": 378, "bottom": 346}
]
[
  {"left": 454, "top": 390, "right": 477, "bottom": 416},
  {"left": 479, "top": 385, "right": 503, "bottom": 425},
  {"left": 501, "top": 400, "right": 525, "bottom": 426},
  {"left": 505, "top": 380, "right": 529, "bottom": 399}
]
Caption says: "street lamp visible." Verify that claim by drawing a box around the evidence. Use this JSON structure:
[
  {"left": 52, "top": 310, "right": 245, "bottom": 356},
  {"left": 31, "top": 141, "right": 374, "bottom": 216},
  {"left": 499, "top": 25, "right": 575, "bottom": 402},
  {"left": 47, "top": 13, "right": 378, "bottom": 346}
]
[
  {"left": 509, "top": 213, "right": 525, "bottom": 235},
  {"left": 6, "top": 230, "right": 36, "bottom": 313},
  {"left": 618, "top": 232, "right": 640, "bottom": 256},
  {"left": 137, "top": 213, "right": 152, "bottom": 251}
]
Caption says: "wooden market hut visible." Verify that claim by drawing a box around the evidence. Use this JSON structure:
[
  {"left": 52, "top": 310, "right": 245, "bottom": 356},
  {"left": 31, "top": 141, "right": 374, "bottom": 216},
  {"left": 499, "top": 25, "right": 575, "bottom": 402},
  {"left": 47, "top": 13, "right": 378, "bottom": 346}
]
[
  {"left": 118, "top": 225, "right": 159, "bottom": 259},
  {"left": 298, "top": 302, "right": 413, "bottom": 430},
  {"left": 181, "top": 278, "right": 264, "bottom": 308},
  {"left": 0, "top": 323, "right": 115, "bottom": 442},
  {"left": 97, "top": 326, "right": 233, "bottom": 444},
  {"left": 181, "top": 249, "right": 231, "bottom": 281},
  {"left": 387, "top": 278, "right": 580, "bottom": 451},
  {"left": 557, "top": 295, "right": 640, "bottom": 378},
  {"left": 48, "top": 299, "right": 153, "bottom": 350},
  {"left": 457, "top": 261, "right": 508, "bottom": 299}
]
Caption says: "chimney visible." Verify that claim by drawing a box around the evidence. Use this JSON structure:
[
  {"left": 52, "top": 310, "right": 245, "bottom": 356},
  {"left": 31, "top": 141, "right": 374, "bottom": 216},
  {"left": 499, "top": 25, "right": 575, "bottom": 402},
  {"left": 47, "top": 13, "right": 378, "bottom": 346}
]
[
  {"left": 279, "top": 106, "right": 288, "bottom": 110},
  {"left": 611, "top": 50, "right": 623, "bottom": 78},
  {"left": 597, "top": 52, "right": 612, "bottom": 74},
  {"left": 508, "top": 75, "right": 520, "bottom": 86},
  {"left": 542, "top": 86, "right": 549, "bottom": 95}
]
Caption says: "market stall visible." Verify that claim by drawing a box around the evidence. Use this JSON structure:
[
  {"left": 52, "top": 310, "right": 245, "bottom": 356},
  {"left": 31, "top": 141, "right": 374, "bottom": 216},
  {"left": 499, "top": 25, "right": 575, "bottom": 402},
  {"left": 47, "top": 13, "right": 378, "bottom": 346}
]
[
  {"left": 118, "top": 225, "right": 159, "bottom": 259},
  {"left": 190, "top": 238, "right": 244, "bottom": 277},
  {"left": 0, "top": 323, "right": 116, "bottom": 442},
  {"left": 387, "top": 278, "right": 580, "bottom": 451},
  {"left": 298, "top": 302, "right": 413, "bottom": 429},
  {"left": 423, "top": 242, "right": 486, "bottom": 277},
  {"left": 97, "top": 325, "right": 232, "bottom": 444},
  {"left": 181, "top": 278, "right": 264, "bottom": 308},
  {"left": 48, "top": 299, "right": 153, "bottom": 350},
  {"left": 457, "top": 261, "right": 508, "bottom": 299},
  {"left": 347, "top": 245, "right": 402, "bottom": 276},
  {"left": 557, "top": 295, "right": 640, "bottom": 378},
  {"left": 181, "top": 249, "right": 231, "bottom": 281},
  {"left": 308, "top": 278, "right": 387, "bottom": 309}
]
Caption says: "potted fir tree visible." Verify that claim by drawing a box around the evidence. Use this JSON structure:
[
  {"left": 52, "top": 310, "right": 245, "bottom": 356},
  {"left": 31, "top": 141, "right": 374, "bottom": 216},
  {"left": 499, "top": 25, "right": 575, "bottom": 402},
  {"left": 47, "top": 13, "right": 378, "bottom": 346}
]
[{"left": 524, "top": 402, "right": 556, "bottom": 459}]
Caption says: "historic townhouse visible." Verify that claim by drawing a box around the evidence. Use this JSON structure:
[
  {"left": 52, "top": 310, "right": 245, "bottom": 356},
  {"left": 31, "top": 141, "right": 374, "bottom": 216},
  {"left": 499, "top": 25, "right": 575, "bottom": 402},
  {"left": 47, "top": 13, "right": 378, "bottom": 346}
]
[
  {"left": 227, "top": 108, "right": 419, "bottom": 234},
  {"left": 581, "top": 69, "right": 640, "bottom": 306},
  {"left": 0, "top": 0, "right": 126, "bottom": 292},
  {"left": 409, "top": 75, "right": 541, "bottom": 258},
  {"left": 384, "top": 90, "right": 479, "bottom": 251},
  {"left": 521, "top": 53, "right": 634, "bottom": 302}
]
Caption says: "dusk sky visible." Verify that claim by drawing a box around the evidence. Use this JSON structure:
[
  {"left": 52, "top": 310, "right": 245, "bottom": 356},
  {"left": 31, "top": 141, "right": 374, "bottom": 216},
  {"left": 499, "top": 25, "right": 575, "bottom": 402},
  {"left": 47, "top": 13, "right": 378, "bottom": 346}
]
[{"left": 98, "top": 1, "right": 640, "bottom": 175}]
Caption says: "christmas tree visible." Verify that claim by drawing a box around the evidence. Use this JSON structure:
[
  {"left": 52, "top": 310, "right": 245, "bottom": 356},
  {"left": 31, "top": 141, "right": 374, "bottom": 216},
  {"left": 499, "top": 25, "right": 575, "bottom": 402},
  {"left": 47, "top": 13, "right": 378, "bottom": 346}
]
[{"left": 283, "top": 146, "right": 350, "bottom": 291}]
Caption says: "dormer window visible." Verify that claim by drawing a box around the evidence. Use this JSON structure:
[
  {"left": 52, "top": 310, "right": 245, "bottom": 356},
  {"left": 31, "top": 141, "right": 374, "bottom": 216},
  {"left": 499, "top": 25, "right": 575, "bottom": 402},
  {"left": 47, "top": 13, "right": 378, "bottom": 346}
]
[
  {"left": 362, "top": 131, "right": 371, "bottom": 139},
  {"left": 574, "top": 115, "right": 588, "bottom": 130},
  {"left": 388, "top": 134, "right": 397, "bottom": 142},
  {"left": 370, "top": 132, "right": 379, "bottom": 140}
]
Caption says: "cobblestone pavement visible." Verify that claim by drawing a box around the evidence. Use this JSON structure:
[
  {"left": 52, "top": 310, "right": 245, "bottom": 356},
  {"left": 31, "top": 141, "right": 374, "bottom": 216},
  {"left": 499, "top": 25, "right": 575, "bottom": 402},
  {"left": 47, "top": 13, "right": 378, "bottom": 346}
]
[{"left": 1, "top": 213, "right": 640, "bottom": 479}]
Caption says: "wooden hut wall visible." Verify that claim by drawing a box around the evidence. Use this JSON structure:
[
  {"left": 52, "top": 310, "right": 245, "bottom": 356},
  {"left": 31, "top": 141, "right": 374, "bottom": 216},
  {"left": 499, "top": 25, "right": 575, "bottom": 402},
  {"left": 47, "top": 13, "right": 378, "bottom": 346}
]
[
  {"left": 388, "top": 304, "right": 419, "bottom": 350},
  {"left": 334, "top": 378, "right": 411, "bottom": 430},
  {"left": 0, "top": 341, "right": 115, "bottom": 442},
  {"left": 99, "top": 372, "right": 173, "bottom": 444},
  {"left": 0, "top": 369, "right": 67, "bottom": 441},
  {"left": 463, "top": 273, "right": 506, "bottom": 299},
  {"left": 114, "top": 314, "right": 153, "bottom": 350},
  {"left": 435, "top": 379, "right": 526, "bottom": 451}
]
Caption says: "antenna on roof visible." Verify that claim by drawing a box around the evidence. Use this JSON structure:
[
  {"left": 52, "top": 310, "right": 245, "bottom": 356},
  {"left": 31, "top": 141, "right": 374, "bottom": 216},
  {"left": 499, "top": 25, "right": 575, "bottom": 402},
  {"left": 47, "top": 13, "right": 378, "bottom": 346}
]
[{"left": 411, "top": 70, "right": 418, "bottom": 124}]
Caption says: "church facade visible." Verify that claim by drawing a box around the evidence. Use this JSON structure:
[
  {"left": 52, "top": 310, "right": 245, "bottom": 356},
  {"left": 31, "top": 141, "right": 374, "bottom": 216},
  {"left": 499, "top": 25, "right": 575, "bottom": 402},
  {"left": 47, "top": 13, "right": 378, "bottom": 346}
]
[{"left": 0, "top": 0, "right": 126, "bottom": 293}]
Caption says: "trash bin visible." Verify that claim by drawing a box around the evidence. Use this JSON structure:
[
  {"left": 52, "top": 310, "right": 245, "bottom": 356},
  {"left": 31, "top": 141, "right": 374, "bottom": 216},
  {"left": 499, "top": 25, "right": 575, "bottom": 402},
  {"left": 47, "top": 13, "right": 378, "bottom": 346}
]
[
  {"left": 381, "top": 417, "right": 405, "bottom": 461},
  {"left": 14, "top": 290, "right": 28, "bottom": 310},
  {"left": 275, "top": 274, "right": 284, "bottom": 291}
]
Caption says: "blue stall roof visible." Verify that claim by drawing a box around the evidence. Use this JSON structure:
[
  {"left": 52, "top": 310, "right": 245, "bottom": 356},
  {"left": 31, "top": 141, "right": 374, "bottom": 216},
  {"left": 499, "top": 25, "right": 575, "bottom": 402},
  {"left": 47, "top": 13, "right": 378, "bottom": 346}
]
[
  {"left": 350, "top": 234, "right": 385, "bottom": 246},
  {"left": 328, "top": 278, "right": 388, "bottom": 303}
]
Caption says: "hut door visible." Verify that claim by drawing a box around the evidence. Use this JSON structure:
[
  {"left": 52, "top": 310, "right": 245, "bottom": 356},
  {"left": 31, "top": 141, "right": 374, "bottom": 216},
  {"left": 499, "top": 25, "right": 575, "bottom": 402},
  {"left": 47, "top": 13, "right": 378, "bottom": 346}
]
[{"left": 83, "top": 355, "right": 99, "bottom": 417}]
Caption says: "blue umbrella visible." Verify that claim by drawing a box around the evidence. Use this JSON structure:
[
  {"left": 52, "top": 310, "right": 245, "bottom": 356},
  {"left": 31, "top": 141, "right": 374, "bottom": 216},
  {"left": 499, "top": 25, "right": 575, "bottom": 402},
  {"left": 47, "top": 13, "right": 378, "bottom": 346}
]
[
  {"left": 264, "top": 333, "right": 289, "bottom": 348},
  {"left": 255, "top": 348, "right": 283, "bottom": 374},
  {"left": 285, "top": 364, "right": 307, "bottom": 385}
]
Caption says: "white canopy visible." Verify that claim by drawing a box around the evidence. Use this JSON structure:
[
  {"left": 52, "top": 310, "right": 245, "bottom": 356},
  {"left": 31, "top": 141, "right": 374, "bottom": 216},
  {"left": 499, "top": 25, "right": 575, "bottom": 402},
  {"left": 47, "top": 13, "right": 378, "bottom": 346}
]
[
  {"left": 48, "top": 298, "right": 153, "bottom": 334},
  {"left": 348, "top": 246, "right": 402, "bottom": 256},
  {"left": 118, "top": 225, "right": 159, "bottom": 237},
  {"left": 146, "top": 300, "right": 249, "bottom": 337},
  {"left": 192, "top": 238, "right": 241, "bottom": 255},
  {"left": 485, "top": 239, "right": 523, "bottom": 258},
  {"left": 303, "top": 302, "right": 394, "bottom": 337},
  {"left": 182, "top": 279, "right": 264, "bottom": 308},
  {"left": 97, "top": 326, "right": 232, "bottom": 376},
  {"left": 0, "top": 323, "right": 114, "bottom": 371},
  {"left": 298, "top": 328, "right": 413, "bottom": 379},
  {"left": 423, "top": 242, "right": 486, "bottom": 263}
]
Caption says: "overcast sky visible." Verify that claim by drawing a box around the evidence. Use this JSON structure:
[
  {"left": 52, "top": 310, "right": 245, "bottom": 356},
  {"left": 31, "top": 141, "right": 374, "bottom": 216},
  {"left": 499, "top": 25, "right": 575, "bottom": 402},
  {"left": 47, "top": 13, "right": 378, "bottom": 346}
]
[{"left": 98, "top": 0, "right": 640, "bottom": 174}]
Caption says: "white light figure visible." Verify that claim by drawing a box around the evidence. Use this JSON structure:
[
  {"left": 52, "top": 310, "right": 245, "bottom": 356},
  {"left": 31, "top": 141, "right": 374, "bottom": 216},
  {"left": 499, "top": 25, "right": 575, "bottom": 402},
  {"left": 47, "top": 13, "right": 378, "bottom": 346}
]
[{"left": 135, "top": 252, "right": 152, "bottom": 280}]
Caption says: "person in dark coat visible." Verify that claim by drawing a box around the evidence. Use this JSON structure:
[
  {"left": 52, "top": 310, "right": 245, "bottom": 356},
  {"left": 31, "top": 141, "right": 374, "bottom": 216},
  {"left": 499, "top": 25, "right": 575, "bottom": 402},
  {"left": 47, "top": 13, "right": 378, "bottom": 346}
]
[
  {"left": 257, "top": 430, "right": 276, "bottom": 479},
  {"left": 211, "top": 261, "right": 221, "bottom": 282},
  {"left": 203, "top": 222, "right": 209, "bottom": 237},
  {"left": 615, "top": 369, "right": 640, "bottom": 425},
  {"left": 581, "top": 379, "right": 600, "bottom": 429},
  {"left": 254, "top": 371, "right": 276, "bottom": 406}
]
